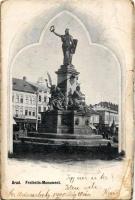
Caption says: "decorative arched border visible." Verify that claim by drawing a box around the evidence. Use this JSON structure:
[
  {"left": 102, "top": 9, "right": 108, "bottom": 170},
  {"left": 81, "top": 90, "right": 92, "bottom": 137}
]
[{"left": 8, "top": 10, "right": 125, "bottom": 154}]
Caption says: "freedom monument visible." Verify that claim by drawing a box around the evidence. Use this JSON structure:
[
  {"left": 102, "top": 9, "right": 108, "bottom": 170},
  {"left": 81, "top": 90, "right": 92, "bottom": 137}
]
[
  {"left": 40, "top": 26, "right": 96, "bottom": 134},
  {"left": 18, "top": 26, "right": 111, "bottom": 149}
]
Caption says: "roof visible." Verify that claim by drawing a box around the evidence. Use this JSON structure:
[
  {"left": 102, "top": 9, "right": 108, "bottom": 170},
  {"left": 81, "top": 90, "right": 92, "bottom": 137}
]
[
  {"left": 13, "top": 78, "right": 38, "bottom": 94},
  {"left": 93, "top": 101, "right": 118, "bottom": 112},
  {"left": 89, "top": 108, "right": 99, "bottom": 115},
  {"left": 30, "top": 82, "right": 49, "bottom": 92},
  {"left": 84, "top": 107, "right": 99, "bottom": 116}
]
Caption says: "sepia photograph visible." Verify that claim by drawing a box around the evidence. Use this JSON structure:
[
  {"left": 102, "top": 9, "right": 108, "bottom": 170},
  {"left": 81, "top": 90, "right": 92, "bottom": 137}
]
[
  {"left": 12, "top": 15, "right": 120, "bottom": 160},
  {"left": 1, "top": 0, "right": 134, "bottom": 199}
]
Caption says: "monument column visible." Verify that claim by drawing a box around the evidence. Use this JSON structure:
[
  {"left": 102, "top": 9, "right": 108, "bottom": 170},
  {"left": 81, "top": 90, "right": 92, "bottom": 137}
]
[
  {"left": 50, "top": 26, "right": 79, "bottom": 106},
  {"left": 56, "top": 64, "right": 80, "bottom": 107}
]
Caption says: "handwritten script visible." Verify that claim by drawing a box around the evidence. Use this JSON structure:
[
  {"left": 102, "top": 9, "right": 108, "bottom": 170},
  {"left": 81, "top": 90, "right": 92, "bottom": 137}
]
[{"left": 8, "top": 171, "right": 121, "bottom": 199}]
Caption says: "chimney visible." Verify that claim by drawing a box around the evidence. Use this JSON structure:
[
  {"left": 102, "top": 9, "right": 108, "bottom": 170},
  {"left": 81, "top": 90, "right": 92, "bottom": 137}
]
[{"left": 23, "top": 76, "right": 27, "bottom": 81}]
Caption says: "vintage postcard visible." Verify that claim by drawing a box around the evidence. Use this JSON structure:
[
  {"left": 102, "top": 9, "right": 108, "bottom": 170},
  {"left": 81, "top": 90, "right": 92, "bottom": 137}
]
[{"left": 1, "top": 0, "right": 134, "bottom": 199}]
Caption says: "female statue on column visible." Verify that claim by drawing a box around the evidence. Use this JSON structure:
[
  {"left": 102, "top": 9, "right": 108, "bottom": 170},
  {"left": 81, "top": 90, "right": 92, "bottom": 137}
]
[{"left": 50, "top": 26, "right": 77, "bottom": 65}]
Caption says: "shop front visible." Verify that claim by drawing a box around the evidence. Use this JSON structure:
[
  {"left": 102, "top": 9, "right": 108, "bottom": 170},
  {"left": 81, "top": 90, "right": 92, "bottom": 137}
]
[{"left": 13, "top": 118, "right": 36, "bottom": 132}]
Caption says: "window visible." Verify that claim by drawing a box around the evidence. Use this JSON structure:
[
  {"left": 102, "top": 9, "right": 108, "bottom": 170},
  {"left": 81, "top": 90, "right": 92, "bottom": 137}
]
[
  {"left": 105, "top": 113, "right": 109, "bottom": 121},
  {"left": 25, "top": 110, "right": 28, "bottom": 116},
  {"left": 20, "top": 107, "right": 23, "bottom": 115},
  {"left": 85, "top": 119, "right": 89, "bottom": 126},
  {"left": 20, "top": 96, "right": 23, "bottom": 103},
  {"left": 26, "top": 96, "right": 29, "bottom": 104},
  {"left": 29, "top": 111, "right": 31, "bottom": 116},
  {"left": 16, "top": 95, "right": 19, "bottom": 103},
  {"left": 44, "top": 107, "right": 46, "bottom": 112},
  {"left": 15, "top": 109, "right": 19, "bottom": 117},
  {"left": 33, "top": 112, "right": 35, "bottom": 116},
  {"left": 38, "top": 106, "right": 41, "bottom": 113},
  {"left": 44, "top": 96, "right": 47, "bottom": 102},
  {"left": 39, "top": 95, "right": 41, "bottom": 102},
  {"left": 15, "top": 106, "right": 19, "bottom": 116},
  {"left": 30, "top": 97, "right": 32, "bottom": 104},
  {"left": 32, "top": 97, "right": 36, "bottom": 105}
]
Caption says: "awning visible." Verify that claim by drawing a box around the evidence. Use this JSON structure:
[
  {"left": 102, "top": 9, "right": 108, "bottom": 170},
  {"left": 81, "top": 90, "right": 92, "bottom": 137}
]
[{"left": 14, "top": 118, "right": 36, "bottom": 123}]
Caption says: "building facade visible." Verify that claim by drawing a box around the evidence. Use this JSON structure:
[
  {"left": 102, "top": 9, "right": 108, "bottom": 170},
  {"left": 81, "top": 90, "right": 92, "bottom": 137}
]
[
  {"left": 92, "top": 102, "right": 119, "bottom": 137},
  {"left": 34, "top": 77, "right": 51, "bottom": 121},
  {"left": 13, "top": 77, "right": 50, "bottom": 131},
  {"left": 93, "top": 102, "right": 118, "bottom": 127},
  {"left": 89, "top": 109, "right": 100, "bottom": 125}
]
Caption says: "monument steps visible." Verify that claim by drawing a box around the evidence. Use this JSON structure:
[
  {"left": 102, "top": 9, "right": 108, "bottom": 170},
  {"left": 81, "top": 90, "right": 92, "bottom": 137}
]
[
  {"left": 19, "top": 136, "right": 111, "bottom": 147},
  {"left": 28, "top": 132, "right": 103, "bottom": 140}
]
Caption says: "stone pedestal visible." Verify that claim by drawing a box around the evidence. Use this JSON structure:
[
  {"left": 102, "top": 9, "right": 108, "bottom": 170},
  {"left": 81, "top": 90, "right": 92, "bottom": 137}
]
[
  {"left": 56, "top": 64, "right": 80, "bottom": 99},
  {"left": 40, "top": 110, "right": 93, "bottom": 135},
  {"left": 40, "top": 64, "right": 92, "bottom": 135}
]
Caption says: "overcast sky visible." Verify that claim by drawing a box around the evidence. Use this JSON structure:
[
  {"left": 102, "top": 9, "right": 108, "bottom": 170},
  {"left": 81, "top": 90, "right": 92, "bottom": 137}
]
[{"left": 12, "top": 11, "right": 120, "bottom": 105}]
